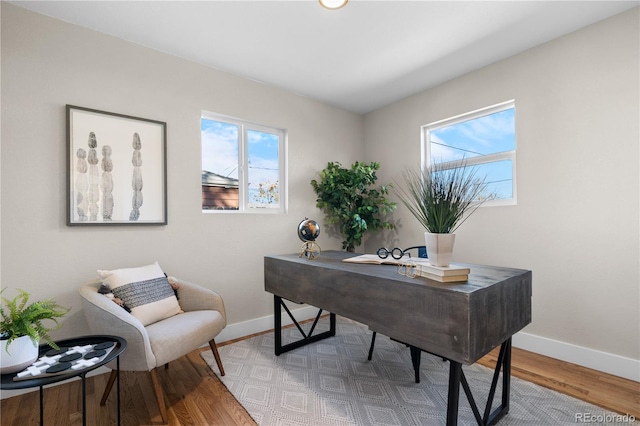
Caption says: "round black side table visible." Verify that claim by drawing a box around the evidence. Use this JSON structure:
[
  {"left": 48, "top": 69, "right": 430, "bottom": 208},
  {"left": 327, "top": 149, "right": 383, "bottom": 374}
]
[{"left": 1, "top": 335, "right": 127, "bottom": 426}]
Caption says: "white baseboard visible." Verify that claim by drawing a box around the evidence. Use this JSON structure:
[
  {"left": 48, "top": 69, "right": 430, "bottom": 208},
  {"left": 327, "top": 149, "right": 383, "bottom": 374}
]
[
  {"left": 4, "top": 308, "right": 636, "bottom": 400},
  {"left": 513, "top": 331, "right": 639, "bottom": 382},
  {"left": 216, "top": 304, "right": 321, "bottom": 343}
]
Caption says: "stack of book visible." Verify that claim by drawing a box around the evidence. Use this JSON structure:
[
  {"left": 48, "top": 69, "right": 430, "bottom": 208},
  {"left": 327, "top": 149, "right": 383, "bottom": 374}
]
[
  {"left": 411, "top": 259, "right": 470, "bottom": 283},
  {"left": 342, "top": 254, "right": 470, "bottom": 283}
]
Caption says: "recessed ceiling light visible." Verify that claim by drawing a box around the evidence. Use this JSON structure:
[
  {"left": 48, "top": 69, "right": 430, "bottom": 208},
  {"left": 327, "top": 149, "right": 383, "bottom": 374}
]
[{"left": 319, "top": 0, "right": 348, "bottom": 10}]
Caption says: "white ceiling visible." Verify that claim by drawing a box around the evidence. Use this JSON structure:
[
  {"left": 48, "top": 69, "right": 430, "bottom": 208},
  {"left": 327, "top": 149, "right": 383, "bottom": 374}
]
[{"left": 10, "top": 0, "right": 638, "bottom": 114}]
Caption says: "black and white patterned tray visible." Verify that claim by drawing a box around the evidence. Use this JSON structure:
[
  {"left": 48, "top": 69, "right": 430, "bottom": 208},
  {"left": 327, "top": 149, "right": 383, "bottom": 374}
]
[{"left": 13, "top": 341, "right": 115, "bottom": 381}]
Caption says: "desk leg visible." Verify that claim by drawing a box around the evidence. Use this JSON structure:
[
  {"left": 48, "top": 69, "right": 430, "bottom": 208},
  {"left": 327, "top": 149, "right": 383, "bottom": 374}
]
[
  {"left": 274, "top": 296, "right": 283, "bottom": 355},
  {"left": 410, "top": 346, "right": 422, "bottom": 384},
  {"left": 478, "top": 338, "right": 511, "bottom": 425},
  {"left": 446, "top": 338, "right": 512, "bottom": 426},
  {"left": 446, "top": 362, "right": 462, "bottom": 426},
  {"left": 367, "top": 332, "right": 377, "bottom": 361},
  {"left": 273, "top": 295, "right": 336, "bottom": 355},
  {"left": 502, "top": 338, "right": 511, "bottom": 413}
]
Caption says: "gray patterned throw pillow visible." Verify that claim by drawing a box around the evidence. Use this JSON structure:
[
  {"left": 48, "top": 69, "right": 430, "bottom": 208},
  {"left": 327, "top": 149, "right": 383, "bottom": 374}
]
[{"left": 97, "top": 262, "right": 183, "bottom": 326}]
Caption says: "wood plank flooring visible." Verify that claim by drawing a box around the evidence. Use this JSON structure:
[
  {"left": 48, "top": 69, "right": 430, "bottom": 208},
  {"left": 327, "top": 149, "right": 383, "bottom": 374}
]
[
  {"left": 478, "top": 346, "right": 639, "bottom": 419},
  {"left": 1, "top": 330, "right": 638, "bottom": 425}
]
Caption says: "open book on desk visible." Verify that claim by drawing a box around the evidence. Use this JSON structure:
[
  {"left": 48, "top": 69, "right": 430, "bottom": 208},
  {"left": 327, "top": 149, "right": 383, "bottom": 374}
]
[{"left": 342, "top": 254, "right": 470, "bottom": 277}]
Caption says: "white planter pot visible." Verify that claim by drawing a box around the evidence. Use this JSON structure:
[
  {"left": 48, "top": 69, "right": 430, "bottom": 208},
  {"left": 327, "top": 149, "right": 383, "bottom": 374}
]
[
  {"left": 0, "top": 335, "right": 39, "bottom": 374},
  {"left": 424, "top": 232, "right": 456, "bottom": 267}
]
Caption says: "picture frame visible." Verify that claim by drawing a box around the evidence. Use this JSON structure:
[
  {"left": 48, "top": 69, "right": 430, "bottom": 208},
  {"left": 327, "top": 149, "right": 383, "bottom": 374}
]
[{"left": 66, "top": 105, "right": 167, "bottom": 225}]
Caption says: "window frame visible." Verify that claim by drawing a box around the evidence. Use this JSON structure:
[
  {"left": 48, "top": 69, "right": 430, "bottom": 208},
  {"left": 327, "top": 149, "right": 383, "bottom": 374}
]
[
  {"left": 421, "top": 100, "right": 517, "bottom": 206},
  {"left": 201, "top": 111, "right": 287, "bottom": 213}
]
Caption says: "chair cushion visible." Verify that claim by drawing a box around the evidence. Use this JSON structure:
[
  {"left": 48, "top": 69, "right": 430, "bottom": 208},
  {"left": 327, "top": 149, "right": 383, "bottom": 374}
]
[
  {"left": 97, "top": 262, "right": 182, "bottom": 326},
  {"left": 145, "top": 310, "right": 225, "bottom": 366}
]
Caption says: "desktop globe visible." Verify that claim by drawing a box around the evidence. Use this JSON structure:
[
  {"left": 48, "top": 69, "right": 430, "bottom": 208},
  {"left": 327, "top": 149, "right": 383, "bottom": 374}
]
[
  {"left": 297, "top": 218, "right": 321, "bottom": 259},
  {"left": 298, "top": 218, "right": 320, "bottom": 242}
]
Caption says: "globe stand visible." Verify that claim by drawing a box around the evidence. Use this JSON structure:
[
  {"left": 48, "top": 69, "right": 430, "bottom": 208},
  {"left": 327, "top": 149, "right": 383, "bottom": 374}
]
[{"left": 299, "top": 241, "right": 321, "bottom": 260}]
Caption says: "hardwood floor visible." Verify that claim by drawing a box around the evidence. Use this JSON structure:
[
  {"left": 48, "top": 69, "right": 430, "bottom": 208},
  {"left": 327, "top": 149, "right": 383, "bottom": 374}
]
[
  {"left": 0, "top": 348, "right": 255, "bottom": 426},
  {"left": 1, "top": 331, "right": 638, "bottom": 425},
  {"left": 477, "top": 346, "right": 639, "bottom": 420}
]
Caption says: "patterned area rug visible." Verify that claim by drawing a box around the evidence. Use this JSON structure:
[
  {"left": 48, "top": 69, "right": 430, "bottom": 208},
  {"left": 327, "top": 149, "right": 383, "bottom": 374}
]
[{"left": 202, "top": 316, "right": 618, "bottom": 425}]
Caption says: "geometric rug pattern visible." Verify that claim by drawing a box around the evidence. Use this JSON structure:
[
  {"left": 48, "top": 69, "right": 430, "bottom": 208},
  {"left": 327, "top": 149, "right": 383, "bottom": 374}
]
[{"left": 202, "top": 316, "right": 620, "bottom": 425}]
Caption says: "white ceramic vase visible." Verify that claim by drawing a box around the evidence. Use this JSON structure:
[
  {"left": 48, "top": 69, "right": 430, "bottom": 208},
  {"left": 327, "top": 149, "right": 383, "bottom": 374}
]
[
  {"left": 424, "top": 232, "right": 456, "bottom": 267},
  {"left": 0, "top": 335, "right": 39, "bottom": 374}
]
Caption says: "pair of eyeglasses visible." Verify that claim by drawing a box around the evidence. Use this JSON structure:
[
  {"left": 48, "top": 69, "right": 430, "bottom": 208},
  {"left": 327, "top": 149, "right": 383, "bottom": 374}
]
[{"left": 377, "top": 247, "right": 408, "bottom": 260}]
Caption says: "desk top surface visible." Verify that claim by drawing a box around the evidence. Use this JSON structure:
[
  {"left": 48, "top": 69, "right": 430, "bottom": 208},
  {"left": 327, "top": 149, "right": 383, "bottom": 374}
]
[{"left": 266, "top": 250, "right": 530, "bottom": 294}]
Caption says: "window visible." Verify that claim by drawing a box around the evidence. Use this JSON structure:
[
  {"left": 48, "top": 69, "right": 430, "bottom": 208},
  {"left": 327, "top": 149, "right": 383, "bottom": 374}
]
[
  {"left": 422, "top": 100, "right": 516, "bottom": 205},
  {"left": 201, "top": 112, "right": 286, "bottom": 212}
]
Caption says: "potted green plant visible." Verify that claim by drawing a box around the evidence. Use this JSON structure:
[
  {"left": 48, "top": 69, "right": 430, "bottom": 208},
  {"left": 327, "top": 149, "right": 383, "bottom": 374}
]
[
  {"left": 311, "top": 161, "right": 396, "bottom": 252},
  {"left": 1, "top": 288, "right": 70, "bottom": 374},
  {"left": 395, "top": 161, "right": 493, "bottom": 266}
]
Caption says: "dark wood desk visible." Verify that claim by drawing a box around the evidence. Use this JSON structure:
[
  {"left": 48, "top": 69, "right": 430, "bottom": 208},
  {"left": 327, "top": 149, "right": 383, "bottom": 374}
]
[{"left": 264, "top": 250, "right": 532, "bottom": 426}]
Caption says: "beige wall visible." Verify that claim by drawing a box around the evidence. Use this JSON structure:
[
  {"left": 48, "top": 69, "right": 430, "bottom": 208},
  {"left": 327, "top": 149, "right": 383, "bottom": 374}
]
[
  {"left": 0, "top": 3, "right": 361, "bottom": 339},
  {"left": 1, "top": 3, "right": 638, "bottom": 381},
  {"left": 364, "top": 9, "right": 639, "bottom": 379}
]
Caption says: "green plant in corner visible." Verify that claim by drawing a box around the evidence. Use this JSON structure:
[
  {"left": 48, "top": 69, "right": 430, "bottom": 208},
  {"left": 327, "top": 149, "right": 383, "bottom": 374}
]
[
  {"left": 395, "top": 161, "right": 494, "bottom": 234},
  {"left": 0, "top": 288, "right": 70, "bottom": 353},
  {"left": 311, "top": 161, "right": 396, "bottom": 252}
]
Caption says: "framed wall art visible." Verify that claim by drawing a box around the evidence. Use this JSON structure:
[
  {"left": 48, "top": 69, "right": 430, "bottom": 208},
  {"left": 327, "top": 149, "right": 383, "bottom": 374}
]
[{"left": 66, "top": 105, "right": 167, "bottom": 225}]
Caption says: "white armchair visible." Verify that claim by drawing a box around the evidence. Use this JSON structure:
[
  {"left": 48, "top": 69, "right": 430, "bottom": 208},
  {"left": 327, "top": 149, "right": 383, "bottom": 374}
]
[{"left": 79, "top": 276, "right": 226, "bottom": 423}]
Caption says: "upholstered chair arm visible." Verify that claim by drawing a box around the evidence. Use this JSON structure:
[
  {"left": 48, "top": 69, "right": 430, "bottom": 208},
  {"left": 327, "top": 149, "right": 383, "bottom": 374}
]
[
  {"left": 170, "top": 277, "right": 227, "bottom": 325},
  {"left": 79, "top": 279, "right": 156, "bottom": 371}
]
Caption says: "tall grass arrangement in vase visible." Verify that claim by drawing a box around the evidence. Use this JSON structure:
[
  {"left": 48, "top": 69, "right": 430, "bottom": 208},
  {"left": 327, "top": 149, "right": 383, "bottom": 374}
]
[{"left": 395, "top": 161, "right": 493, "bottom": 266}]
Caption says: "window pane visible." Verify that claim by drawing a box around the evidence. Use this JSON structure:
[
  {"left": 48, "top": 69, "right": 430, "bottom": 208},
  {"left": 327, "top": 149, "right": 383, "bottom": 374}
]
[
  {"left": 430, "top": 108, "right": 515, "bottom": 163},
  {"left": 201, "top": 118, "right": 240, "bottom": 210},
  {"left": 424, "top": 102, "right": 516, "bottom": 205},
  {"left": 247, "top": 129, "right": 280, "bottom": 208},
  {"left": 201, "top": 112, "right": 286, "bottom": 213},
  {"left": 473, "top": 160, "right": 513, "bottom": 200}
]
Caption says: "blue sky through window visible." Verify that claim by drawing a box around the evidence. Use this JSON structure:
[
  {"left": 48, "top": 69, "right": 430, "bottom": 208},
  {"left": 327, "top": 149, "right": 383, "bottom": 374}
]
[
  {"left": 430, "top": 108, "right": 515, "bottom": 162},
  {"left": 474, "top": 160, "right": 513, "bottom": 199},
  {"left": 202, "top": 118, "right": 239, "bottom": 179},
  {"left": 247, "top": 129, "right": 279, "bottom": 188},
  {"left": 428, "top": 107, "right": 515, "bottom": 200},
  {"left": 202, "top": 117, "right": 281, "bottom": 206},
  {"left": 247, "top": 129, "right": 280, "bottom": 205}
]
